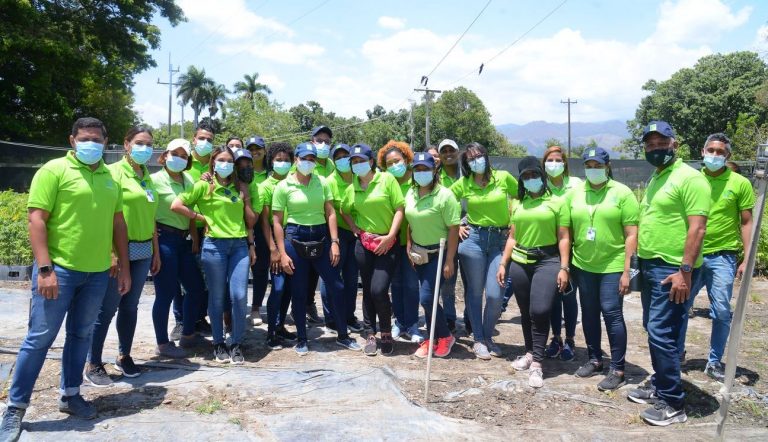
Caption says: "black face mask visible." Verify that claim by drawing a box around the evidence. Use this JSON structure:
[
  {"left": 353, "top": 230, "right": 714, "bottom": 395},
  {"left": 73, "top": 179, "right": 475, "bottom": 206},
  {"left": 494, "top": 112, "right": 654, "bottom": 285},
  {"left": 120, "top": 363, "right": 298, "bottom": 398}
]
[
  {"left": 237, "top": 166, "right": 254, "bottom": 183},
  {"left": 645, "top": 149, "right": 675, "bottom": 168}
]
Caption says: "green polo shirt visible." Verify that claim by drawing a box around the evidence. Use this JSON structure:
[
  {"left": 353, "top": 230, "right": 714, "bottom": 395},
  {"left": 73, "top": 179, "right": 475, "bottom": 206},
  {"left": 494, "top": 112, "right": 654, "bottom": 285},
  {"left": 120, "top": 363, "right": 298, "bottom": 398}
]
[
  {"left": 27, "top": 151, "right": 122, "bottom": 272},
  {"left": 253, "top": 169, "right": 269, "bottom": 185},
  {"left": 327, "top": 170, "right": 353, "bottom": 231},
  {"left": 404, "top": 185, "right": 461, "bottom": 246},
  {"left": 397, "top": 179, "right": 413, "bottom": 245},
  {"left": 638, "top": 159, "right": 711, "bottom": 267},
  {"left": 272, "top": 173, "right": 332, "bottom": 226},
  {"left": 179, "top": 180, "right": 247, "bottom": 238},
  {"left": 701, "top": 168, "right": 754, "bottom": 255},
  {"left": 548, "top": 175, "right": 582, "bottom": 197},
  {"left": 341, "top": 171, "right": 404, "bottom": 235},
  {"left": 187, "top": 155, "right": 209, "bottom": 182},
  {"left": 258, "top": 175, "right": 281, "bottom": 219},
  {"left": 151, "top": 168, "right": 195, "bottom": 230},
  {"left": 510, "top": 193, "right": 568, "bottom": 248},
  {"left": 246, "top": 179, "right": 262, "bottom": 212},
  {"left": 108, "top": 158, "right": 158, "bottom": 242},
  {"left": 440, "top": 167, "right": 461, "bottom": 188},
  {"left": 450, "top": 170, "right": 518, "bottom": 227},
  {"left": 567, "top": 180, "right": 640, "bottom": 273}
]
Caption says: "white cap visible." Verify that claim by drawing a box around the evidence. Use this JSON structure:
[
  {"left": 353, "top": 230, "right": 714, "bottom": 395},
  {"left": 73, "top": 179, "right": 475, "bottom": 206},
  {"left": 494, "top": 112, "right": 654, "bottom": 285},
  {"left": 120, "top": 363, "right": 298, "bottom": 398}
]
[
  {"left": 166, "top": 138, "right": 191, "bottom": 155},
  {"left": 438, "top": 139, "right": 458, "bottom": 151}
]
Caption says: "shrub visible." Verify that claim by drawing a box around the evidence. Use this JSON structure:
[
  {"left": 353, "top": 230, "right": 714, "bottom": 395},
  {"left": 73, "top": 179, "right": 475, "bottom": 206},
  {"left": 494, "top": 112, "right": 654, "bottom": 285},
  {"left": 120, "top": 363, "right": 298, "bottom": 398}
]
[{"left": 0, "top": 191, "right": 31, "bottom": 265}]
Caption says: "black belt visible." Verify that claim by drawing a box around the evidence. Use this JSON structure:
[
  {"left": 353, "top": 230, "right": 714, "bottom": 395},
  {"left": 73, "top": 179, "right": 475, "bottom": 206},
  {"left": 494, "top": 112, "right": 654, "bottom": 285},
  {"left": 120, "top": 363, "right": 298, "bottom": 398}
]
[
  {"left": 468, "top": 223, "right": 509, "bottom": 236},
  {"left": 704, "top": 250, "right": 739, "bottom": 257},
  {"left": 157, "top": 223, "right": 189, "bottom": 237},
  {"left": 517, "top": 244, "right": 559, "bottom": 259}
]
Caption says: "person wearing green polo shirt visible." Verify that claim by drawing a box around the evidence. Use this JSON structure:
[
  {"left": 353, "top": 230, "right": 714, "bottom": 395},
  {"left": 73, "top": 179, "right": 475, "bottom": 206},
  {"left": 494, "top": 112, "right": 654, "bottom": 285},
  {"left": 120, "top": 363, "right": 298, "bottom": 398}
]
[
  {"left": 437, "top": 139, "right": 462, "bottom": 332},
  {"left": 243, "top": 135, "right": 271, "bottom": 325},
  {"left": 405, "top": 152, "right": 460, "bottom": 359},
  {"left": 438, "top": 139, "right": 462, "bottom": 187},
  {"left": 272, "top": 142, "right": 360, "bottom": 355},
  {"left": 188, "top": 123, "right": 215, "bottom": 182},
  {"left": 451, "top": 142, "right": 518, "bottom": 360},
  {"left": 86, "top": 125, "right": 161, "bottom": 386},
  {"left": 567, "top": 148, "right": 639, "bottom": 392},
  {"left": 341, "top": 143, "right": 405, "bottom": 356},
  {"left": 2, "top": 118, "right": 129, "bottom": 437},
  {"left": 497, "top": 156, "right": 571, "bottom": 388},
  {"left": 172, "top": 146, "right": 257, "bottom": 365},
  {"left": 627, "top": 121, "right": 710, "bottom": 427},
  {"left": 678, "top": 133, "right": 754, "bottom": 383}
]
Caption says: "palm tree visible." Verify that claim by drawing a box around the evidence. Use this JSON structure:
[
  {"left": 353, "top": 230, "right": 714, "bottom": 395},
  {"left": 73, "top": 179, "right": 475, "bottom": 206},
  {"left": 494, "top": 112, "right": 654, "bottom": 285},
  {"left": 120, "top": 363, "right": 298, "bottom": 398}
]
[
  {"left": 176, "top": 66, "right": 214, "bottom": 127},
  {"left": 204, "top": 83, "right": 229, "bottom": 119},
  {"left": 233, "top": 72, "right": 272, "bottom": 107}
]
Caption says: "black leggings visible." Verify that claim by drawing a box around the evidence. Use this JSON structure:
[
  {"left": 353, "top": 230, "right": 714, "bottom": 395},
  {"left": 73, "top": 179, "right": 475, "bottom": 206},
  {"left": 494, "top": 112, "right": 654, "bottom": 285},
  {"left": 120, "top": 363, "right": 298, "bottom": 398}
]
[
  {"left": 355, "top": 240, "right": 398, "bottom": 336},
  {"left": 508, "top": 256, "right": 560, "bottom": 362}
]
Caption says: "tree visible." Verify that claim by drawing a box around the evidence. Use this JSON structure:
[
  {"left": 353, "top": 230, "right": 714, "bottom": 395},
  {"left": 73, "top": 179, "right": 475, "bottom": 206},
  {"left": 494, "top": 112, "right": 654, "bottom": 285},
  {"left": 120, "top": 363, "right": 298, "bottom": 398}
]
[
  {"left": 222, "top": 96, "right": 301, "bottom": 146},
  {"left": 233, "top": 73, "right": 272, "bottom": 107},
  {"left": 204, "top": 83, "right": 229, "bottom": 119},
  {"left": 727, "top": 113, "right": 768, "bottom": 160},
  {"left": 544, "top": 138, "right": 564, "bottom": 148},
  {"left": 177, "top": 66, "right": 214, "bottom": 128}
]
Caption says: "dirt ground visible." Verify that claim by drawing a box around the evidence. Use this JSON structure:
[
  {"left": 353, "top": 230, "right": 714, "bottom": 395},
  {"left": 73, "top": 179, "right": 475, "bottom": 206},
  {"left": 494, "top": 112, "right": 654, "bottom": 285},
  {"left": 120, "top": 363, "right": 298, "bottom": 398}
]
[{"left": 0, "top": 277, "right": 767, "bottom": 440}]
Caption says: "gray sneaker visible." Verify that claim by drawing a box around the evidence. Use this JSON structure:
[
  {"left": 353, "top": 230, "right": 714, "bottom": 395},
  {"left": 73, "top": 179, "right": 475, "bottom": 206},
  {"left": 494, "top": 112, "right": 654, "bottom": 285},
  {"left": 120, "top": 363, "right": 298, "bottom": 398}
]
[
  {"left": 170, "top": 322, "right": 183, "bottom": 341},
  {"left": 230, "top": 344, "right": 245, "bottom": 364},
  {"left": 0, "top": 406, "right": 25, "bottom": 442},
  {"left": 528, "top": 367, "right": 544, "bottom": 388},
  {"left": 473, "top": 342, "right": 491, "bottom": 360},
  {"left": 363, "top": 336, "right": 378, "bottom": 356},
  {"left": 58, "top": 394, "right": 97, "bottom": 419},
  {"left": 294, "top": 340, "right": 309, "bottom": 356},
  {"left": 336, "top": 338, "right": 362, "bottom": 351},
  {"left": 155, "top": 342, "right": 187, "bottom": 359},
  {"left": 84, "top": 363, "right": 113, "bottom": 387}
]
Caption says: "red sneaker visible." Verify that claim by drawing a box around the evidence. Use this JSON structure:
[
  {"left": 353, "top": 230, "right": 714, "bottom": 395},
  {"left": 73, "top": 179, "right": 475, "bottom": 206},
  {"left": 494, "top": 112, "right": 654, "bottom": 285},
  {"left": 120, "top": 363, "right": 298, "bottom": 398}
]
[
  {"left": 434, "top": 335, "right": 455, "bottom": 358},
  {"left": 414, "top": 340, "right": 432, "bottom": 359}
]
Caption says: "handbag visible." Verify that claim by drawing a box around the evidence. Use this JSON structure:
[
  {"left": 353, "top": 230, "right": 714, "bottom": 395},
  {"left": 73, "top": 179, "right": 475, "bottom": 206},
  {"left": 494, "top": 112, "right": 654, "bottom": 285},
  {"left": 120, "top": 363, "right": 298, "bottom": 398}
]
[
  {"left": 128, "top": 240, "right": 153, "bottom": 261},
  {"left": 360, "top": 232, "right": 394, "bottom": 254},
  {"left": 291, "top": 238, "right": 325, "bottom": 260},
  {"left": 409, "top": 243, "right": 438, "bottom": 265}
]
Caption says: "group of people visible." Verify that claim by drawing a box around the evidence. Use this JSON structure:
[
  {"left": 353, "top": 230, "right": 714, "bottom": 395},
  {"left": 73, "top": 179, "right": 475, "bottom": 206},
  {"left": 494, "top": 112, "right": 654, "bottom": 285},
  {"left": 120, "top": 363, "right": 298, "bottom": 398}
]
[{"left": 0, "top": 116, "right": 754, "bottom": 441}]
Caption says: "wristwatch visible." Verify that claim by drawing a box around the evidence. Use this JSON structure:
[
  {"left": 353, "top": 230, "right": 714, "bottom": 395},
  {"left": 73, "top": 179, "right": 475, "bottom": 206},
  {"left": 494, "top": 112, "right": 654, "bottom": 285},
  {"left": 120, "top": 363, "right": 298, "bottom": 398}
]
[
  {"left": 39, "top": 264, "right": 53, "bottom": 275},
  {"left": 331, "top": 238, "right": 340, "bottom": 244},
  {"left": 680, "top": 263, "right": 692, "bottom": 273}
]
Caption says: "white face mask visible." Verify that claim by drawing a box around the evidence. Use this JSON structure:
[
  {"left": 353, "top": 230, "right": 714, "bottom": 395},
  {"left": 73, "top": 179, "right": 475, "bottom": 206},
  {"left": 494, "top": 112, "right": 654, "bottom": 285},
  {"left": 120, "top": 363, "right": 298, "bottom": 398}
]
[
  {"left": 545, "top": 162, "right": 565, "bottom": 177},
  {"left": 584, "top": 168, "right": 608, "bottom": 185}
]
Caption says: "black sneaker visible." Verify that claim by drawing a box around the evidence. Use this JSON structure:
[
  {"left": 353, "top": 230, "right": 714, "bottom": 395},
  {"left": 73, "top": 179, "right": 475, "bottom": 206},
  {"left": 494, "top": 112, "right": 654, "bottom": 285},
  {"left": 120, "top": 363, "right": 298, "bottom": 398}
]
[
  {"left": 1, "top": 406, "right": 25, "bottom": 442},
  {"left": 294, "top": 340, "right": 309, "bottom": 356},
  {"left": 380, "top": 334, "right": 394, "bottom": 356},
  {"left": 170, "top": 323, "right": 183, "bottom": 341},
  {"left": 58, "top": 394, "right": 97, "bottom": 419},
  {"left": 627, "top": 381, "right": 658, "bottom": 404},
  {"left": 704, "top": 361, "right": 726, "bottom": 382},
  {"left": 336, "top": 338, "right": 362, "bottom": 351},
  {"left": 598, "top": 370, "right": 626, "bottom": 391},
  {"left": 347, "top": 318, "right": 364, "bottom": 333},
  {"left": 640, "top": 401, "right": 687, "bottom": 426},
  {"left": 114, "top": 355, "right": 141, "bottom": 378},
  {"left": 267, "top": 335, "right": 283, "bottom": 350},
  {"left": 230, "top": 344, "right": 244, "bottom": 365},
  {"left": 276, "top": 326, "right": 297, "bottom": 342},
  {"left": 575, "top": 361, "right": 603, "bottom": 378},
  {"left": 195, "top": 319, "right": 213, "bottom": 337},
  {"left": 306, "top": 304, "right": 323, "bottom": 325},
  {"left": 84, "top": 363, "right": 113, "bottom": 387},
  {"left": 213, "top": 343, "right": 230, "bottom": 363}
]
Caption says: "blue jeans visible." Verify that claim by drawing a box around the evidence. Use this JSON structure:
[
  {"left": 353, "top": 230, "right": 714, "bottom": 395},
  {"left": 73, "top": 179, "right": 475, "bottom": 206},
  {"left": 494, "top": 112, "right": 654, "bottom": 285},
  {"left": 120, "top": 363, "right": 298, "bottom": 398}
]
[
  {"left": 266, "top": 271, "right": 291, "bottom": 335},
  {"left": 88, "top": 257, "right": 152, "bottom": 364},
  {"left": 152, "top": 229, "right": 205, "bottom": 344},
  {"left": 415, "top": 248, "right": 451, "bottom": 339},
  {"left": 550, "top": 287, "right": 578, "bottom": 339},
  {"left": 640, "top": 258, "right": 700, "bottom": 409},
  {"left": 174, "top": 227, "right": 209, "bottom": 323},
  {"left": 201, "top": 237, "right": 250, "bottom": 345},
  {"left": 457, "top": 226, "right": 505, "bottom": 343},
  {"left": 251, "top": 225, "right": 270, "bottom": 311},
  {"left": 319, "top": 227, "right": 359, "bottom": 325},
  {"left": 391, "top": 246, "right": 420, "bottom": 330},
  {"left": 678, "top": 252, "right": 738, "bottom": 364},
  {"left": 285, "top": 224, "right": 348, "bottom": 341},
  {"left": 573, "top": 268, "right": 626, "bottom": 370},
  {"left": 8, "top": 263, "right": 109, "bottom": 408}
]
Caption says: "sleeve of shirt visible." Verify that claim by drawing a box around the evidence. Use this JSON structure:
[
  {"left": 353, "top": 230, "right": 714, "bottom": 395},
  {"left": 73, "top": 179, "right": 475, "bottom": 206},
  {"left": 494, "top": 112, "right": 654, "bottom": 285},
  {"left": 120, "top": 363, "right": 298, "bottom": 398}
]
[
  {"left": 389, "top": 175, "right": 405, "bottom": 209},
  {"left": 442, "top": 190, "right": 462, "bottom": 226},
  {"left": 340, "top": 185, "right": 354, "bottom": 217},
  {"left": 680, "top": 173, "right": 711, "bottom": 217},
  {"left": 27, "top": 166, "right": 60, "bottom": 212},
  {"left": 248, "top": 182, "right": 261, "bottom": 212},
  {"left": 556, "top": 196, "right": 571, "bottom": 228},
  {"left": 620, "top": 187, "right": 640, "bottom": 226},
  {"left": 449, "top": 178, "right": 463, "bottom": 200},
  {"left": 504, "top": 171, "right": 519, "bottom": 199},
  {"left": 179, "top": 180, "right": 207, "bottom": 207},
  {"left": 271, "top": 181, "right": 288, "bottom": 213},
  {"left": 321, "top": 177, "right": 333, "bottom": 202},
  {"left": 736, "top": 178, "right": 756, "bottom": 211}
]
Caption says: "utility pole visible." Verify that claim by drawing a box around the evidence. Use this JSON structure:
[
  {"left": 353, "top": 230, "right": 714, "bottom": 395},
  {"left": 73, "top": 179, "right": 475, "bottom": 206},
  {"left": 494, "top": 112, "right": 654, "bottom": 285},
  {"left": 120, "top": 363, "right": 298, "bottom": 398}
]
[
  {"left": 408, "top": 99, "right": 416, "bottom": 150},
  {"left": 415, "top": 88, "right": 442, "bottom": 149},
  {"left": 561, "top": 98, "right": 578, "bottom": 157},
  {"left": 157, "top": 53, "right": 180, "bottom": 136},
  {"left": 179, "top": 100, "right": 185, "bottom": 139}
]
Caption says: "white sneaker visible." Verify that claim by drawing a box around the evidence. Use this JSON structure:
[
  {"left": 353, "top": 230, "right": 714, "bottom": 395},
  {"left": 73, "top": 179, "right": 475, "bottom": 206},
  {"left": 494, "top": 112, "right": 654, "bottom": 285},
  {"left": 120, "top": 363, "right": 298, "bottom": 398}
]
[
  {"left": 391, "top": 322, "right": 402, "bottom": 340},
  {"left": 473, "top": 342, "right": 491, "bottom": 360},
  {"left": 528, "top": 367, "right": 544, "bottom": 388},
  {"left": 511, "top": 354, "right": 533, "bottom": 371},
  {"left": 408, "top": 325, "right": 424, "bottom": 344},
  {"left": 251, "top": 314, "right": 263, "bottom": 326}
]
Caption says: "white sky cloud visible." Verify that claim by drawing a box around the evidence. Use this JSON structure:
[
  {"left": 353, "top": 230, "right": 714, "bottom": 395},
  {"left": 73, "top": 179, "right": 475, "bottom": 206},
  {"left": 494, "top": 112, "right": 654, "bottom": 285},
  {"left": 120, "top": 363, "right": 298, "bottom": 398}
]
[
  {"left": 653, "top": 0, "right": 751, "bottom": 45},
  {"left": 377, "top": 16, "right": 406, "bottom": 30},
  {"left": 134, "top": 101, "right": 171, "bottom": 127},
  {"left": 177, "top": 0, "right": 292, "bottom": 39},
  {"left": 218, "top": 42, "right": 326, "bottom": 65}
]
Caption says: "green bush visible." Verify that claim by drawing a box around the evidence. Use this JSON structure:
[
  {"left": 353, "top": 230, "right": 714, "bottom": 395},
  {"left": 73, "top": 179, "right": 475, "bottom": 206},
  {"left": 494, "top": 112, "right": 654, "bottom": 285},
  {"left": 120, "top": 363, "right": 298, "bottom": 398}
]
[{"left": 0, "top": 191, "right": 32, "bottom": 265}]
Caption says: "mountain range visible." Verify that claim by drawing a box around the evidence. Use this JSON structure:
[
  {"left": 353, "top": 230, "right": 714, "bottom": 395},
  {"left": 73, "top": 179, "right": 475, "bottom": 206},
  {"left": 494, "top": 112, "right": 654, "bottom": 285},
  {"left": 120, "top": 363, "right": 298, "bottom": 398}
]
[{"left": 496, "top": 120, "right": 629, "bottom": 156}]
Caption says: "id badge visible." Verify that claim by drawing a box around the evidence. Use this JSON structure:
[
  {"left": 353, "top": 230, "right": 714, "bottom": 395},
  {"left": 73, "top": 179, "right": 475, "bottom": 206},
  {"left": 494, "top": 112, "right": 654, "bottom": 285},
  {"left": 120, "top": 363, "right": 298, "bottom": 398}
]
[
  {"left": 586, "top": 227, "right": 596, "bottom": 241},
  {"left": 145, "top": 189, "right": 155, "bottom": 202}
]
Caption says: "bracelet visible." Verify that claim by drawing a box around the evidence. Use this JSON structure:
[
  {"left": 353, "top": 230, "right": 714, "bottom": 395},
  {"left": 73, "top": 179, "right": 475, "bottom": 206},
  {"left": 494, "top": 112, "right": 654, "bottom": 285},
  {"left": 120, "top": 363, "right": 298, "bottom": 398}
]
[
  {"left": 330, "top": 238, "right": 340, "bottom": 244},
  {"left": 189, "top": 211, "right": 198, "bottom": 220},
  {"left": 560, "top": 266, "right": 570, "bottom": 272}
]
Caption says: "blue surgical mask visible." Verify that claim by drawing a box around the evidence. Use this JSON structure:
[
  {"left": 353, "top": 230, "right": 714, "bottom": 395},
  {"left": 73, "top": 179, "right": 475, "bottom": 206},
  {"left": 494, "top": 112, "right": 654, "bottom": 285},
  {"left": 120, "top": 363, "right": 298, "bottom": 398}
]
[
  {"left": 414, "top": 171, "right": 434, "bottom": 187},
  {"left": 523, "top": 177, "right": 544, "bottom": 193},
  {"left": 74, "top": 141, "right": 104, "bottom": 165},
  {"left": 166, "top": 154, "right": 187, "bottom": 173},
  {"left": 214, "top": 161, "right": 234, "bottom": 178},
  {"left": 335, "top": 157, "right": 351, "bottom": 173},
  {"left": 272, "top": 161, "right": 291, "bottom": 176},
  {"left": 387, "top": 162, "right": 407, "bottom": 178},
  {"left": 352, "top": 161, "right": 372, "bottom": 177},
  {"left": 297, "top": 159, "right": 316, "bottom": 176},
  {"left": 469, "top": 157, "right": 487, "bottom": 174},
  {"left": 584, "top": 168, "right": 608, "bottom": 185},
  {"left": 314, "top": 142, "right": 330, "bottom": 159},
  {"left": 703, "top": 154, "right": 726, "bottom": 172},
  {"left": 130, "top": 144, "right": 153, "bottom": 165},
  {"left": 195, "top": 140, "right": 213, "bottom": 156}
]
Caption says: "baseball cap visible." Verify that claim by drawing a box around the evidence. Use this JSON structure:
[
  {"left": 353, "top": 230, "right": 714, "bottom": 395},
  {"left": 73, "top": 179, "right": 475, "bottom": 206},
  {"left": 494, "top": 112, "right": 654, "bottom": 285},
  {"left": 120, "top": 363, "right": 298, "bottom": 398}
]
[
  {"left": 518, "top": 156, "right": 543, "bottom": 177},
  {"left": 582, "top": 147, "right": 610, "bottom": 164},
  {"left": 245, "top": 135, "right": 265, "bottom": 148},
  {"left": 412, "top": 151, "right": 436, "bottom": 168},
  {"left": 349, "top": 143, "right": 373, "bottom": 160},
  {"left": 295, "top": 142, "right": 318, "bottom": 159},
  {"left": 641, "top": 121, "right": 675, "bottom": 142},
  {"left": 166, "top": 138, "right": 191, "bottom": 155},
  {"left": 233, "top": 148, "right": 253, "bottom": 163},
  {"left": 438, "top": 139, "right": 458, "bottom": 151},
  {"left": 311, "top": 125, "right": 333, "bottom": 139},
  {"left": 331, "top": 143, "right": 351, "bottom": 158}
]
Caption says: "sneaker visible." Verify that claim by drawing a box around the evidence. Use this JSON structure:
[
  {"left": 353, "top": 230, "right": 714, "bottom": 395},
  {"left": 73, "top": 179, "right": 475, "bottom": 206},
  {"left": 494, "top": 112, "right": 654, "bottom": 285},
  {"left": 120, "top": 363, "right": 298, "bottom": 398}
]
[
  {"left": 705, "top": 361, "right": 726, "bottom": 382},
  {"left": 323, "top": 323, "right": 338, "bottom": 335},
  {"left": 276, "top": 326, "right": 297, "bottom": 342},
  {"left": 486, "top": 340, "right": 503, "bottom": 358},
  {"left": 528, "top": 367, "right": 544, "bottom": 388},
  {"left": 473, "top": 342, "right": 491, "bottom": 360},
  {"left": 364, "top": 336, "right": 378, "bottom": 356},
  {"left": 598, "top": 370, "right": 626, "bottom": 392},
  {"left": 511, "top": 354, "right": 533, "bottom": 371},
  {"left": 114, "top": 355, "right": 140, "bottom": 378},
  {"left": 434, "top": 336, "right": 456, "bottom": 358},
  {"left": 347, "top": 318, "right": 364, "bottom": 333},
  {"left": 195, "top": 319, "right": 213, "bottom": 337},
  {"left": 306, "top": 305, "right": 322, "bottom": 325},
  {"left": 408, "top": 325, "right": 424, "bottom": 344},
  {"left": 267, "top": 335, "right": 283, "bottom": 350},
  {"left": 414, "top": 340, "right": 433, "bottom": 359},
  {"left": 336, "top": 338, "right": 362, "bottom": 351},
  {"left": 179, "top": 333, "right": 208, "bottom": 349},
  {"left": 155, "top": 342, "right": 187, "bottom": 359},
  {"left": 640, "top": 401, "right": 687, "bottom": 426},
  {"left": 560, "top": 339, "right": 575, "bottom": 361},
  {"left": 380, "top": 334, "right": 394, "bottom": 355},
  {"left": 84, "top": 363, "right": 112, "bottom": 387},
  {"left": 213, "top": 343, "right": 230, "bottom": 363},
  {"left": 230, "top": 344, "right": 244, "bottom": 365},
  {"left": 545, "top": 336, "right": 563, "bottom": 358},
  {"left": 391, "top": 322, "right": 402, "bottom": 340},
  {"left": 627, "top": 381, "right": 658, "bottom": 404},
  {"left": 294, "top": 340, "right": 309, "bottom": 356},
  {"left": 251, "top": 312, "right": 263, "bottom": 326},
  {"left": 58, "top": 394, "right": 97, "bottom": 419},
  {"left": 575, "top": 361, "right": 603, "bottom": 378},
  {"left": 0, "top": 406, "right": 25, "bottom": 442},
  {"left": 170, "top": 323, "right": 184, "bottom": 341}
]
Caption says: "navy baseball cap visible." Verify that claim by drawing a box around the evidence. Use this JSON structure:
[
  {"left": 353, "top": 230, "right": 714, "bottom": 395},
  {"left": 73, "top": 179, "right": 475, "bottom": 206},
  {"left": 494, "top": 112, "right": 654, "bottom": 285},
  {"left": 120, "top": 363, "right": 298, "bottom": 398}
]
[
  {"left": 245, "top": 135, "right": 265, "bottom": 148},
  {"left": 349, "top": 143, "right": 373, "bottom": 160},
  {"left": 311, "top": 125, "right": 333, "bottom": 138},
  {"left": 331, "top": 143, "right": 351, "bottom": 158},
  {"left": 582, "top": 147, "right": 610, "bottom": 164},
  {"left": 412, "top": 151, "right": 436, "bottom": 168},
  {"left": 295, "top": 142, "right": 318, "bottom": 158},
  {"left": 641, "top": 121, "right": 675, "bottom": 141},
  {"left": 233, "top": 148, "right": 253, "bottom": 162}
]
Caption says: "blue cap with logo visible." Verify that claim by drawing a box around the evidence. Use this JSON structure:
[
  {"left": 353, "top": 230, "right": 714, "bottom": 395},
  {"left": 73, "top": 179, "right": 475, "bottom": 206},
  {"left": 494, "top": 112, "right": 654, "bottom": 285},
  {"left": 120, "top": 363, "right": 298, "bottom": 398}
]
[
  {"left": 233, "top": 148, "right": 253, "bottom": 162},
  {"left": 349, "top": 143, "right": 373, "bottom": 160},
  {"left": 295, "top": 142, "right": 318, "bottom": 158},
  {"left": 582, "top": 147, "right": 610, "bottom": 164},
  {"left": 412, "top": 151, "right": 436, "bottom": 168},
  {"left": 246, "top": 135, "right": 265, "bottom": 148},
  {"left": 312, "top": 125, "right": 333, "bottom": 138},
  {"left": 641, "top": 121, "right": 675, "bottom": 141},
  {"left": 331, "top": 143, "right": 351, "bottom": 158}
]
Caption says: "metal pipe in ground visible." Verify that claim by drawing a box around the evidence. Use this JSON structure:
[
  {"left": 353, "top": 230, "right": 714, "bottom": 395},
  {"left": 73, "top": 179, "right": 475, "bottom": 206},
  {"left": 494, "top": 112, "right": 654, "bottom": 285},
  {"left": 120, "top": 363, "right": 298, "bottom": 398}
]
[{"left": 424, "top": 238, "right": 446, "bottom": 403}]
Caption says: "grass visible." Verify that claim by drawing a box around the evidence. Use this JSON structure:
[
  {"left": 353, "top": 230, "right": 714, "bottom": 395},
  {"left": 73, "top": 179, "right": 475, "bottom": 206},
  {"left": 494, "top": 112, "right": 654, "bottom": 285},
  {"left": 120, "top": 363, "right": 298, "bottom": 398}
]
[
  {"left": 196, "top": 399, "right": 223, "bottom": 415},
  {"left": 740, "top": 399, "right": 767, "bottom": 419},
  {"left": 228, "top": 417, "right": 242, "bottom": 427},
  {"left": 750, "top": 293, "right": 763, "bottom": 304}
]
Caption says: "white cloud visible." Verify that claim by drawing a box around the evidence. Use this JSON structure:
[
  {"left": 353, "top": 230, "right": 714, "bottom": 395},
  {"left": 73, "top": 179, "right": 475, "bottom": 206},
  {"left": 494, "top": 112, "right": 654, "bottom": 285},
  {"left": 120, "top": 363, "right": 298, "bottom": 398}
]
[
  {"left": 754, "top": 24, "right": 768, "bottom": 52},
  {"left": 257, "top": 73, "right": 286, "bottom": 91},
  {"left": 134, "top": 101, "right": 171, "bottom": 127},
  {"left": 177, "top": 0, "right": 291, "bottom": 39},
  {"left": 377, "top": 16, "right": 406, "bottom": 30},
  {"left": 652, "top": 0, "right": 751, "bottom": 45},
  {"left": 219, "top": 41, "right": 325, "bottom": 65}
]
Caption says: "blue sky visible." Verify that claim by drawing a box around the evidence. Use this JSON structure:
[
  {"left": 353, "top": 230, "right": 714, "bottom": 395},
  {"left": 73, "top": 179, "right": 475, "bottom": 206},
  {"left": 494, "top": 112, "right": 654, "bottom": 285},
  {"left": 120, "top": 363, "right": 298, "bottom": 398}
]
[{"left": 132, "top": 0, "right": 768, "bottom": 128}]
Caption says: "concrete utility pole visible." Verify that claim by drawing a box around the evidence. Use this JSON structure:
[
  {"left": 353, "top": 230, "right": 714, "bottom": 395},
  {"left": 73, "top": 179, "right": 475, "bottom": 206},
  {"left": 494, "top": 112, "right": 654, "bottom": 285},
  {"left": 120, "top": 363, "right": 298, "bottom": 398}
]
[
  {"left": 157, "top": 53, "right": 180, "bottom": 136},
  {"left": 415, "top": 88, "right": 442, "bottom": 149},
  {"left": 408, "top": 99, "right": 416, "bottom": 150},
  {"left": 561, "top": 98, "right": 578, "bottom": 157}
]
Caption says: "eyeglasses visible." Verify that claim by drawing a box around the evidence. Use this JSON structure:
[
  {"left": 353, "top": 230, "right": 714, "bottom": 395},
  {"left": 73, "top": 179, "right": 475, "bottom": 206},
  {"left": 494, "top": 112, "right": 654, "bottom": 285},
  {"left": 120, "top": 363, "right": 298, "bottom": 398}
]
[{"left": 222, "top": 188, "right": 238, "bottom": 203}]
